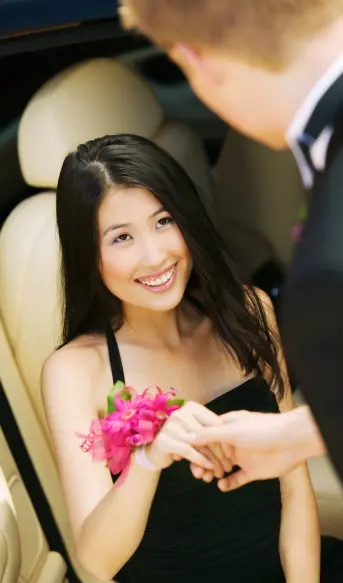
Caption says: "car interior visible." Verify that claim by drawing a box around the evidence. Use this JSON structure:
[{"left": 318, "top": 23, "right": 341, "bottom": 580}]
[{"left": 0, "top": 4, "right": 342, "bottom": 583}]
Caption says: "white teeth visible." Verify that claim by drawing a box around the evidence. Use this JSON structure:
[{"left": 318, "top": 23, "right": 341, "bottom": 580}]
[{"left": 138, "top": 266, "right": 175, "bottom": 287}]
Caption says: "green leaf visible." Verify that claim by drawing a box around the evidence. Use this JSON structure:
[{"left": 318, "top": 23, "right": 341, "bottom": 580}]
[
  {"left": 107, "top": 380, "right": 125, "bottom": 414},
  {"left": 166, "top": 398, "right": 185, "bottom": 407},
  {"left": 120, "top": 389, "right": 132, "bottom": 402}
]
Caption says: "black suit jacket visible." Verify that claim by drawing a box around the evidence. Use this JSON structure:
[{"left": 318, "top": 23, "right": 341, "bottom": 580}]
[{"left": 283, "top": 120, "right": 343, "bottom": 482}]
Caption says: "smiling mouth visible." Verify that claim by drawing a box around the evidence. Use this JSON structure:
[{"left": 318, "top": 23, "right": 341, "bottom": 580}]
[{"left": 135, "top": 264, "right": 177, "bottom": 290}]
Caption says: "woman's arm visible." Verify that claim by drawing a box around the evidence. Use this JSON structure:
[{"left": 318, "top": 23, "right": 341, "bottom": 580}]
[
  {"left": 279, "top": 463, "right": 320, "bottom": 583},
  {"left": 42, "top": 345, "right": 219, "bottom": 580},
  {"left": 258, "top": 290, "right": 321, "bottom": 583},
  {"left": 41, "top": 347, "right": 161, "bottom": 580}
]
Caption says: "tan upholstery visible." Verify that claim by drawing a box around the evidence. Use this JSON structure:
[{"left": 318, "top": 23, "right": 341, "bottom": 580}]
[
  {"left": 308, "top": 457, "right": 343, "bottom": 539},
  {"left": 293, "top": 389, "right": 343, "bottom": 539},
  {"left": 0, "top": 429, "right": 67, "bottom": 583},
  {"left": 214, "top": 129, "right": 307, "bottom": 265},
  {"left": 18, "top": 57, "right": 215, "bottom": 222},
  {"left": 0, "top": 58, "right": 341, "bottom": 583},
  {"left": 17, "top": 57, "right": 273, "bottom": 276},
  {"left": 0, "top": 57, "right": 218, "bottom": 583}
]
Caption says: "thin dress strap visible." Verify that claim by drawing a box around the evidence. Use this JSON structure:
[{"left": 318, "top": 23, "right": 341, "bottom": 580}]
[{"left": 105, "top": 328, "right": 126, "bottom": 384}]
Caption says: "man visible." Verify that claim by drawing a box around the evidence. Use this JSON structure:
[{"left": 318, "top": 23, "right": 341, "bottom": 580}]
[{"left": 119, "top": 0, "right": 343, "bottom": 488}]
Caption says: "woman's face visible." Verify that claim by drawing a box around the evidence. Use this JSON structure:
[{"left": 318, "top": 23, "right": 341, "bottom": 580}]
[{"left": 98, "top": 185, "right": 192, "bottom": 312}]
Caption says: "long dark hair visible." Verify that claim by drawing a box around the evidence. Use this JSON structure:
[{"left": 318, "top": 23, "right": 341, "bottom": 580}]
[{"left": 56, "top": 134, "right": 283, "bottom": 396}]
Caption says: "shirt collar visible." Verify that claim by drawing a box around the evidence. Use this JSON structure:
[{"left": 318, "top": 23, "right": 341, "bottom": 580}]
[{"left": 286, "top": 53, "right": 343, "bottom": 188}]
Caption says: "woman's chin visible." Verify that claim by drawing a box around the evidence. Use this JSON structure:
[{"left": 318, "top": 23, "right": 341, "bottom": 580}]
[{"left": 138, "top": 283, "right": 186, "bottom": 312}]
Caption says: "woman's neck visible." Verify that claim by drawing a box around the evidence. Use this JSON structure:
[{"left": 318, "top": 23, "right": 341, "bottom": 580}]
[{"left": 121, "top": 301, "right": 199, "bottom": 349}]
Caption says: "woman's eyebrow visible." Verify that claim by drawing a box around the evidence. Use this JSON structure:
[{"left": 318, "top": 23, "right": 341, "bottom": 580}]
[
  {"left": 103, "top": 206, "right": 165, "bottom": 236},
  {"left": 103, "top": 221, "right": 131, "bottom": 236}
]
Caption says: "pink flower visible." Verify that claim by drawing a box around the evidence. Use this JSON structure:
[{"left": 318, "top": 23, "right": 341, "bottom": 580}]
[{"left": 78, "top": 386, "right": 184, "bottom": 480}]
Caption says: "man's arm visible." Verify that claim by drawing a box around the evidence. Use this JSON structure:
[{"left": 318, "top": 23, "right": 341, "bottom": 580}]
[{"left": 189, "top": 405, "right": 325, "bottom": 488}]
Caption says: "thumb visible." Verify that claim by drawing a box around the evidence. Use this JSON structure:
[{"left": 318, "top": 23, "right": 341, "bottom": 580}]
[{"left": 217, "top": 469, "right": 251, "bottom": 492}]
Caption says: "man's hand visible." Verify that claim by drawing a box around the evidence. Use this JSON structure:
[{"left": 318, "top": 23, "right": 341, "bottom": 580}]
[{"left": 188, "top": 406, "right": 326, "bottom": 491}]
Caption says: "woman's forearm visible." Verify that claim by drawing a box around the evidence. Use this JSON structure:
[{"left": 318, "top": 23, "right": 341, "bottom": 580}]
[
  {"left": 77, "top": 454, "right": 160, "bottom": 580},
  {"left": 279, "top": 465, "right": 321, "bottom": 583}
]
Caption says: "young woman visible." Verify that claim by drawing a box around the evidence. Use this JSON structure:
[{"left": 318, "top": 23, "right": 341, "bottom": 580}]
[{"left": 42, "top": 134, "right": 342, "bottom": 583}]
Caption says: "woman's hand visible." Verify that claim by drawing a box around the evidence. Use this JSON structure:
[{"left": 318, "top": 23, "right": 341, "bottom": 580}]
[
  {"left": 145, "top": 401, "right": 230, "bottom": 477},
  {"left": 187, "top": 441, "right": 233, "bottom": 482}
]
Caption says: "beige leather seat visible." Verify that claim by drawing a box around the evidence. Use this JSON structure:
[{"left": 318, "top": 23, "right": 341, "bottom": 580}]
[
  {"left": 0, "top": 429, "right": 67, "bottom": 583},
  {"left": 0, "top": 57, "right": 221, "bottom": 583},
  {"left": 293, "top": 390, "right": 343, "bottom": 539},
  {"left": 18, "top": 57, "right": 215, "bottom": 223},
  {"left": 214, "top": 129, "right": 307, "bottom": 266},
  {"left": 0, "top": 60, "right": 341, "bottom": 583}
]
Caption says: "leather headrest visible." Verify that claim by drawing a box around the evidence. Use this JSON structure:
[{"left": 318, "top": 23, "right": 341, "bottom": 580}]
[{"left": 18, "top": 58, "right": 164, "bottom": 189}]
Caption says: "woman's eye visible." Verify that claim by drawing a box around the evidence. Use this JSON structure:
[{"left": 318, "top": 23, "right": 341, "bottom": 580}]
[
  {"left": 113, "top": 233, "right": 132, "bottom": 244},
  {"left": 157, "top": 216, "right": 174, "bottom": 228}
]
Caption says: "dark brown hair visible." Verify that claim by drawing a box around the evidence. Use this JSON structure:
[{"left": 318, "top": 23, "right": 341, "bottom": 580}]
[{"left": 56, "top": 134, "right": 284, "bottom": 396}]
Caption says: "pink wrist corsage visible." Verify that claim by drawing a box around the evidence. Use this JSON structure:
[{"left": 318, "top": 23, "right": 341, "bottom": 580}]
[{"left": 77, "top": 382, "right": 184, "bottom": 485}]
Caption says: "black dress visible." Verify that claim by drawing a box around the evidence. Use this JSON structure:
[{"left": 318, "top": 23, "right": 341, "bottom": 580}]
[{"left": 106, "top": 331, "right": 343, "bottom": 583}]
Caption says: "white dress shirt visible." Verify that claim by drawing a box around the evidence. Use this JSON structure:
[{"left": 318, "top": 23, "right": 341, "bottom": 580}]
[{"left": 286, "top": 54, "right": 343, "bottom": 189}]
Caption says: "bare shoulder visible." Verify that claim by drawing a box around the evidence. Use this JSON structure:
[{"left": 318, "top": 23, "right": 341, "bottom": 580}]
[
  {"left": 40, "top": 335, "right": 114, "bottom": 541},
  {"left": 245, "top": 285, "right": 276, "bottom": 325},
  {"left": 41, "top": 335, "right": 106, "bottom": 406},
  {"left": 254, "top": 287, "right": 274, "bottom": 309}
]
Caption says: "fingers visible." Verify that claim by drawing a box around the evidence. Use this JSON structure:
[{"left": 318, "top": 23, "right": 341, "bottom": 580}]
[
  {"left": 168, "top": 403, "right": 222, "bottom": 473},
  {"left": 188, "top": 403, "right": 224, "bottom": 427},
  {"left": 190, "top": 463, "right": 205, "bottom": 479},
  {"left": 187, "top": 410, "right": 250, "bottom": 447},
  {"left": 169, "top": 441, "right": 214, "bottom": 469},
  {"left": 172, "top": 401, "right": 223, "bottom": 428},
  {"left": 202, "top": 470, "right": 215, "bottom": 483},
  {"left": 217, "top": 469, "right": 250, "bottom": 492},
  {"left": 198, "top": 447, "right": 222, "bottom": 479},
  {"left": 201, "top": 444, "right": 233, "bottom": 477},
  {"left": 190, "top": 463, "right": 214, "bottom": 482},
  {"left": 190, "top": 444, "right": 233, "bottom": 482},
  {"left": 188, "top": 425, "right": 235, "bottom": 446},
  {"left": 160, "top": 419, "right": 214, "bottom": 469},
  {"left": 215, "top": 443, "right": 233, "bottom": 473},
  {"left": 161, "top": 403, "right": 233, "bottom": 474}
]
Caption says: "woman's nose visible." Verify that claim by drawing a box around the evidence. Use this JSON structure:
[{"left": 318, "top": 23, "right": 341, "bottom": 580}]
[{"left": 140, "top": 235, "right": 167, "bottom": 268}]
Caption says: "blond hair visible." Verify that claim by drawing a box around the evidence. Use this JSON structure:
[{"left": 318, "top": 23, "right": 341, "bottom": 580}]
[{"left": 120, "top": 0, "right": 343, "bottom": 70}]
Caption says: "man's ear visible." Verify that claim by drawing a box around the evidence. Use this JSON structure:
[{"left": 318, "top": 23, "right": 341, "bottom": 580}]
[
  {"left": 169, "top": 44, "right": 203, "bottom": 73},
  {"left": 169, "top": 43, "right": 225, "bottom": 84}
]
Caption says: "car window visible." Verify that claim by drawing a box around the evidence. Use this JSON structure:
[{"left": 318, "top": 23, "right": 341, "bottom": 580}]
[{"left": 0, "top": 0, "right": 118, "bottom": 37}]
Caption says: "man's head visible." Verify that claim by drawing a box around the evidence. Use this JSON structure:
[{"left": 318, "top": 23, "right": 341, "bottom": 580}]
[{"left": 120, "top": 0, "right": 343, "bottom": 149}]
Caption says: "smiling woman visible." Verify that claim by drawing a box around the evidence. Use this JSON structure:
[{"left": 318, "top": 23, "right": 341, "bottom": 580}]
[
  {"left": 98, "top": 185, "right": 192, "bottom": 312},
  {"left": 41, "top": 133, "right": 331, "bottom": 583},
  {"left": 55, "top": 133, "right": 281, "bottom": 387}
]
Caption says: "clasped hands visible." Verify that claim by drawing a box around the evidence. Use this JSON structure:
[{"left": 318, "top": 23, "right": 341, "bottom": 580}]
[{"left": 145, "top": 401, "right": 299, "bottom": 491}]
